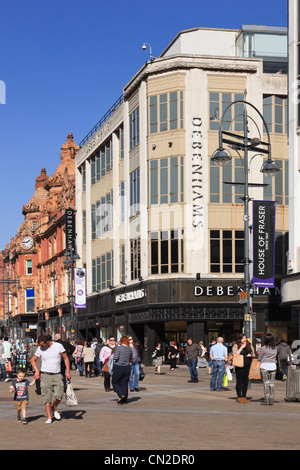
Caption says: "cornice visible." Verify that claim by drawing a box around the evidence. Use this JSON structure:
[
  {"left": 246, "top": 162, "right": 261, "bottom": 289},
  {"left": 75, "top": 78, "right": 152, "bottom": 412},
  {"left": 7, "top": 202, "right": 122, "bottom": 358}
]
[{"left": 123, "top": 55, "right": 260, "bottom": 99}]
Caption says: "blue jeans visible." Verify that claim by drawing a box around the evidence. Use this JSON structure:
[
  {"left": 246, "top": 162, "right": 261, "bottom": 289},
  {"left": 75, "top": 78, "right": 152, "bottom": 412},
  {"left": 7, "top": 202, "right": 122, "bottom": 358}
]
[
  {"left": 210, "top": 361, "right": 225, "bottom": 390},
  {"left": 129, "top": 363, "right": 140, "bottom": 390},
  {"left": 187, "top": 359, "right": 198, "bottom": 382},
  {"left": 0, "top": 362, "right": 7, "bottom": 381}
]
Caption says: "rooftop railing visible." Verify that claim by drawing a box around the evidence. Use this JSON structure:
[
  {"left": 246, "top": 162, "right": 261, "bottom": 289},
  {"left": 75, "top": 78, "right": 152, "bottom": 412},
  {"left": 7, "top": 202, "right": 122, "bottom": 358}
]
[{"left": 79, "top": 94, "right": 124, "bottom": 147}]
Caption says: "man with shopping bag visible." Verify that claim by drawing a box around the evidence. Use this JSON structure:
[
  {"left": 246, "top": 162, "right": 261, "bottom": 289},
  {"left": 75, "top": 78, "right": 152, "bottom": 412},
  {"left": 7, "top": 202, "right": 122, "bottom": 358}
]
[{"left": 30, "top": 335, "right": 71, "bottom": 424}]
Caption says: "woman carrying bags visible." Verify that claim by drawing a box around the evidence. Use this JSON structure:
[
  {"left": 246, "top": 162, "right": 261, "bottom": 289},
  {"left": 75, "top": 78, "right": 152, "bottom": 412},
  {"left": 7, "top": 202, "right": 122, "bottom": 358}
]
[
  {"left": 257, "top": 333, "right": 278, "bottom": 406},
  {"left": 232, "top": 334, "right": 255, "bottom": 403}
]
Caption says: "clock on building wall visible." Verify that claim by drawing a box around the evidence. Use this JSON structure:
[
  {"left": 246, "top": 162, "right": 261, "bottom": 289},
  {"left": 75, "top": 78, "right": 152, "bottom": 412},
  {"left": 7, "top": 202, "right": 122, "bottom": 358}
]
[{"left": 22, "top": 235, "right": 33, "bottom": 250}]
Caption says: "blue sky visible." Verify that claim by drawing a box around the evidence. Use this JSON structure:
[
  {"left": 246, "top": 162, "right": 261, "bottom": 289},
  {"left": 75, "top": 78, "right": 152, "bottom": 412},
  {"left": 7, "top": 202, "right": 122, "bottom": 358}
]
[{"left": 0, "top": 0, "right": 287, "bottom": 248}]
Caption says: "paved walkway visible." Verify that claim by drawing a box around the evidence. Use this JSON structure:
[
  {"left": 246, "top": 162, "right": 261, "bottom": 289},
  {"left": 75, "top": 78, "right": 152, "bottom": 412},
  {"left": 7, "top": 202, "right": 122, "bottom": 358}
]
[{"left": 0, "top": 365, "right": 299, "bottom": 451}]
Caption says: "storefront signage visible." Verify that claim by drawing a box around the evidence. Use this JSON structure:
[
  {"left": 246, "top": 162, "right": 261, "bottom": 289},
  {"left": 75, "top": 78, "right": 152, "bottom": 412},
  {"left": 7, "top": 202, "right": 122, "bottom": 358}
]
[
  {"left": 194, "top": 285, "right": 280, "bottom": 297},
  {"left": 115, "top": 288, "right": 145, "bottom": 304},
  {"left": 252, "top": 200, "right": 276, "bottom": 288},
  {"left": 191, "top": 117, "right": 204, "bottom": 228},
  {"left": 65, "top": 208, "right": 75, "bottom": 256}
]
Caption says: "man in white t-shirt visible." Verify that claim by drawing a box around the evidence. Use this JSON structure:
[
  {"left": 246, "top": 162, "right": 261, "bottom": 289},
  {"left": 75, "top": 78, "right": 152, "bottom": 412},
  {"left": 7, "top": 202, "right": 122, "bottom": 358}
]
[{"left": 31, "top": 335, "right": 71, "bottom": 424}]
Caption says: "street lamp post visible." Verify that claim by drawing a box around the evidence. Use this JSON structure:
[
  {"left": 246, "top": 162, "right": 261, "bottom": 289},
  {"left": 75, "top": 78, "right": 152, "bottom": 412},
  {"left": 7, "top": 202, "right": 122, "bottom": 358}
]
[
  {"left": 0, "top": 267, "right": 21, "bottom": 338},
  {"left": 63, "top": 250, "right": 80, "bottom": 341},
  {"left": 211, "top": 100, "right": 280, "bottom": 342}
]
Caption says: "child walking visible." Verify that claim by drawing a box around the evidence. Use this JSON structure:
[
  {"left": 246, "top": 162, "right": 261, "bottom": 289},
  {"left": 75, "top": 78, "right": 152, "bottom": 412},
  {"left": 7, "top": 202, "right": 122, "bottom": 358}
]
[{"left": 10, "top": 369, "right": 35, "bottom": 424}]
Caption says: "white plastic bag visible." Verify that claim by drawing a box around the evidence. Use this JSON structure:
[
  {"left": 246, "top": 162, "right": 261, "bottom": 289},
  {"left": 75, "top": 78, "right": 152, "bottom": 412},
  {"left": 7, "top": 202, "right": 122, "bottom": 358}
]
[
  {"left": 226, "top": 367, "right": 233, "bottom": 381},
  {"left": 66, "top": 381, "right": 78, "bottom": 406}
]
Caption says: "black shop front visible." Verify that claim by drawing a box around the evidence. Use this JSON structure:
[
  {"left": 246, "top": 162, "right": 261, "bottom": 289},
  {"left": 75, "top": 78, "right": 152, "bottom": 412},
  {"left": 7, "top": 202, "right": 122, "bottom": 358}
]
[{"left": 76, "top": 278, "right": 287, "bottom": 365}]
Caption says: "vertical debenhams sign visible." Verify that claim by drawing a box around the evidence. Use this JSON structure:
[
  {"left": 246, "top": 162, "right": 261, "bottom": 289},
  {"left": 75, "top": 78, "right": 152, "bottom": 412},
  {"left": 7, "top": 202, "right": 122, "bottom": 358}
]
[{"left": 65, "top": 208, "right": 75, "bottom": 256}]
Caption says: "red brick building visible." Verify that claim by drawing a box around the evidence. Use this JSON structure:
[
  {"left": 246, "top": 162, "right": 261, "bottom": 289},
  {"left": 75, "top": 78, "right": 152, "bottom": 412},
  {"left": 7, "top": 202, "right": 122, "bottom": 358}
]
[{"left": 2, "top": 133, "right": 79, "bottom": 340}]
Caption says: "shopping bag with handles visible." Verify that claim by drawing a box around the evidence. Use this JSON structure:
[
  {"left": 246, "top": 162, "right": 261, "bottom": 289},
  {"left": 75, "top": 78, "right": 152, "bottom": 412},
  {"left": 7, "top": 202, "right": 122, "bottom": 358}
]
[{"left": 66, "top": 381, "right": 78, "bottom": 406}]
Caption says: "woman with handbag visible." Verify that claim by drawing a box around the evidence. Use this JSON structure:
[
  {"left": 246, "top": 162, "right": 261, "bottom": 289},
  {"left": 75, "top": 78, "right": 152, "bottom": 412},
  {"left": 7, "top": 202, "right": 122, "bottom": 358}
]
[
  {"left": 153, "top": 343, "right": 164, "bottom": 374},
  {"left": 258, "top": 333, "right": 278, "bottom": 406},
  {"left": 232, "top": 334, "right": 254, "bottom": 403}
]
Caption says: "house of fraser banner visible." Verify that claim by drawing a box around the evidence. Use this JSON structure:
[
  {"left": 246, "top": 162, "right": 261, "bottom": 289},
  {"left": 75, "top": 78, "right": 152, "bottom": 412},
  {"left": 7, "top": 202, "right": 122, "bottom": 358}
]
[{"left": 252, "top": 200, "right": 276, "bottom": 288}]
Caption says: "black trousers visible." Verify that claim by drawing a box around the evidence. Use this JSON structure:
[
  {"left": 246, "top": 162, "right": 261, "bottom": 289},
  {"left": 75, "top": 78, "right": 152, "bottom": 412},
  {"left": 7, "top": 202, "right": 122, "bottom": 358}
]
[
  {"left": 235, "top": 365, "right": 251, "bottom": 397},
  {"left": 104, "top": 371, "right": 111, "bottom": 390},
  {"left": 112, "top": 364, "right": 131, "bottom": 398}
]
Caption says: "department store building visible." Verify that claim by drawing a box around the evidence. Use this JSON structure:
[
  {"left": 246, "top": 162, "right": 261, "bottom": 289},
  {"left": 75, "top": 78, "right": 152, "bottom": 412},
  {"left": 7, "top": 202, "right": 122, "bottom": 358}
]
[
  {"left": 281, "top": 0, "right": 300, "bottom": 339},
  {"left": 75, "top": 25, "right": 290, "bottom": 363}
]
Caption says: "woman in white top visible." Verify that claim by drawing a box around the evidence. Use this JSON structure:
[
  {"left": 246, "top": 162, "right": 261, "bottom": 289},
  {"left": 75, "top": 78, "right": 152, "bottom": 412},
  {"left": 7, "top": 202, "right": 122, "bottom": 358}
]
[
  {"left": 83, "top": 341, "right": 95, "bottom": 378},
  {"left": 257, "top": 333, "right": 278, "bottom": 406}
]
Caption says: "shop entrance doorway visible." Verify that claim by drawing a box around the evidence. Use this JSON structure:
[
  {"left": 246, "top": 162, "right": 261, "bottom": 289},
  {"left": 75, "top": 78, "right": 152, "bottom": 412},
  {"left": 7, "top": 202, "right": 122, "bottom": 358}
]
[
  {"left": 165, "top": 321, "right": 187, "bottom": 363},
  {"left": 207, "top": 320, "right": 242, "bottom": 350}
]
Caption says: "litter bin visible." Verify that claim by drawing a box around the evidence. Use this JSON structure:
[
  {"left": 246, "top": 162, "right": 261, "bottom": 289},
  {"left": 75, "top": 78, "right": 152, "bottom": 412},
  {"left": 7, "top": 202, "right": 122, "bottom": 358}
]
[{"left": 285, "top": 365, "right": 300, "bottom": 402}]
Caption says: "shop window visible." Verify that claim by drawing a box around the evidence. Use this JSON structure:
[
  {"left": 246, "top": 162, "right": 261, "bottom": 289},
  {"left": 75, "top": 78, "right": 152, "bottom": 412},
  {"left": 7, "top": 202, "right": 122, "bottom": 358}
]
[
  {"left": 150, "top": 230, "right": 184, "bottom": 274},
  {"left": 210, "top": 230, "right": 244, "bottom": 274}
]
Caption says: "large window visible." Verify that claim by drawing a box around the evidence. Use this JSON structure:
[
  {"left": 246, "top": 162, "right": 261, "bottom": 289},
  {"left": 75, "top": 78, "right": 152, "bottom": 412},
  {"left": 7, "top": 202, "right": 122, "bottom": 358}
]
[
  {"left": 121, "top": 244, "right": 126, "bottom": 284},
  {"left": 149, "top": 156, "right": 184, "bottom": 205},
  {"left": 150, "top": 230, "right": 184, "bottom": 274},
  {"left": 120, "top": 181, "right": 125, "bottom": 222},
  {"left": 210, "top": 230, "right": 244, "bottom": 274},
  {"left": 91, "top": 190, "right": 113, "bottom": 239},
  {"left": 130, "top": 168, "right": 140, "bottom": 217},
  {"left": 25, "top": 288, "right": 35, "bottom": 313},
  {"left": 90, "top": 138, "right": 113, "bottom": 185},
  {"left": 275, "top": 231, "right": 288, "bottom": 275},
  {"left": 263, "top": 159, "right": 288, "bottom": 205},
  {"left": 130, "top": 107, "right": 139, "bottom": 150},
  {"left": 82, "top": 210, "right": 86, "bottom": 245},
  {"left": 149, "top": 91, "right": 184, "bottom": 134},
  {"left": 119, "top": 125, "right": 124, "bottom": 159},
  {"left": 92, "top": 251, "right": 114, "bottom": 291},
  {"left": 263, "top": 95, "right": 288, "bottom": 134},
  {"left": 131, "top": 238, "right": 141, "bottom": 280},
  {"left": 209, "top": 92, "right": 244, "bottom": 131},
  {"left": 210, "top": 157, "right": 243, "bottom": 204}
]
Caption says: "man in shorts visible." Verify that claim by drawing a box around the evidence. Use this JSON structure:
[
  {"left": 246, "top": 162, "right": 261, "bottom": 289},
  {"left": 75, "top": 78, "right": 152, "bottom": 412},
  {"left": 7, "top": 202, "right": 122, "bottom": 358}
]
[{"left": 30, "top": 335, "right": 71, "bottom": 424}]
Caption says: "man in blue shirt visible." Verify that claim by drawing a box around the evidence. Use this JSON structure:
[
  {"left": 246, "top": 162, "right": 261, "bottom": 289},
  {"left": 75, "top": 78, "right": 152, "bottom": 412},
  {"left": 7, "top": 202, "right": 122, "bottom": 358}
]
[{"left": 210, "top": 337, "right": 228, "bottom": 391}]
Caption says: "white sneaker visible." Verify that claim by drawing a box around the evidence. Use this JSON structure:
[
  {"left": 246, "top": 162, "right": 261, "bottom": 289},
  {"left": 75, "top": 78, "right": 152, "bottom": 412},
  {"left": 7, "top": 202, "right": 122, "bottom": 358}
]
[
  {"left": 4, "top": 378, "right": 10, "bottom": 382},
  {"left": 53, "top": 411, "right": 61, "bottom": 420},
  {"left": 45, "top": 418, "right": 52, "bottom": 424}
]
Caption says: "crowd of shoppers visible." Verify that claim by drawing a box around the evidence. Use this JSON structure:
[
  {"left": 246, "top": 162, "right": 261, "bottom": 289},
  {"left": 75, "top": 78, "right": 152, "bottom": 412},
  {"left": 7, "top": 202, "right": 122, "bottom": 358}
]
[{"left": 1, "top": 331, "right": 297, "bottom": 426}]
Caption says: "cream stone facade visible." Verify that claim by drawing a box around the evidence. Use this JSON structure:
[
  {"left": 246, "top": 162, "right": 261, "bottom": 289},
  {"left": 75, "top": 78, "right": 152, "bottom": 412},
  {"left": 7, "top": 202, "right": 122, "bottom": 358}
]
[
  {"left": 75, "top": 26, "right": 290, "bottom": 362},
  {"left": 281, "top": 1, "right": 300, "bottom": 336}
]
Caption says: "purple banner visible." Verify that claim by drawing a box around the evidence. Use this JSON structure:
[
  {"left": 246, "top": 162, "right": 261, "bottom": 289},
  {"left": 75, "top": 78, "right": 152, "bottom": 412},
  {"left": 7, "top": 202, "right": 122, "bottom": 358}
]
[{"left": 252, "top": 200, "right": 276, "bottom": 288}]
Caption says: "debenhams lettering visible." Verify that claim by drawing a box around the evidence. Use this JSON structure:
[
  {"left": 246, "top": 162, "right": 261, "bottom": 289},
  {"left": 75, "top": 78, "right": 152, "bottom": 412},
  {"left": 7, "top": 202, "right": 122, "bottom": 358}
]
[
  {"left": 115, "top": 289, "right": 145, "bottom": 304},
  {"left": 194, "top": 285, "right": 281, "bottom": 296}
]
